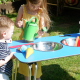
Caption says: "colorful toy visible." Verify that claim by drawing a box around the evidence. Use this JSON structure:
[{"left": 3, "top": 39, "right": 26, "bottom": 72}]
[
  {"left": 61, "top": 40, "right": 68, "bottom": 46},
  {"left": 20, "top": 45, "right": 27, "bottom": 52},
  {"left": 26, "top": 47, "right": 34, "bottom": 58},
  {"left": 17, "top": 46, "right": 33, "bottom": 58},
  {"left": 74, "top": 36, "right": 79, "bottom": 47},
  {"left": 17, "top": 45, "right": 27, "bottom": 52},
  {"left": 77, "top": 39, "right": 80, "bottom": 47},
  {"left": 22, "top": 16, "right": 47, "bottom": 42},
  {"left": 22, "top": 17, "right": 38, "bottom": 42},
  {"left": 9, "top": 43, "right": 34, "bottom": 48},
  {"left": 79, "top": 21, "right": 80, "bottom": 24}
]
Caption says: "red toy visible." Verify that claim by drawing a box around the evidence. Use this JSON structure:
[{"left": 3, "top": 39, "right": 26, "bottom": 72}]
[
  {"left": 77, "top": 39, "right": 80, "bottom": 47},
  {"left": 62, "top": 40, "right": 68, "bottom": 46}
]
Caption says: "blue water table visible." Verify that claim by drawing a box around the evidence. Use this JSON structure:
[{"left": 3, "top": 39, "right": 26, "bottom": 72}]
[{"left": 8, "top": 33, "right": 80, "bottom": 80}]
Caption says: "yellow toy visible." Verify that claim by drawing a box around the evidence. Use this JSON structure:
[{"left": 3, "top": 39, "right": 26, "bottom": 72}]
[
  {"left": 26, "top": 47, "right": 34, "bottom": 58},
  {"left": 17, "top": 46, "right": 33, "bottom": 58}
]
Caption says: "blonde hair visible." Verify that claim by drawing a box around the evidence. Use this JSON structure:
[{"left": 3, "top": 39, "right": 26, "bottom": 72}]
[
  {"left": 0, "top": 15, "right": 14, "bottom": 29},
  {"left": 27, "top": 0, "right": 51, "bottom": 30}
]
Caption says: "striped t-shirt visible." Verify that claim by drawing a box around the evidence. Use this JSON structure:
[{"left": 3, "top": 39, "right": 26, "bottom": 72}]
[{"left": 0, "top": 42, "right": 13, "bottom": 76}]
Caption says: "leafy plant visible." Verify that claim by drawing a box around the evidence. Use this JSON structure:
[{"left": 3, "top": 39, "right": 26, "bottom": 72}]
[{"left": 0, "top": 0, "right": 17, "bottom": 4}]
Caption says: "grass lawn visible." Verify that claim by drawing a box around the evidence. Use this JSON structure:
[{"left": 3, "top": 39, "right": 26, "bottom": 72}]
[{"left": 5, "top": 7, "right": 80, "bottom": 80}]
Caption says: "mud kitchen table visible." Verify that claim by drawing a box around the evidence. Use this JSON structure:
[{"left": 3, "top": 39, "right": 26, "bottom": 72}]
[{"left": 8, "top": 33, "right": 80, "bottom": 80}]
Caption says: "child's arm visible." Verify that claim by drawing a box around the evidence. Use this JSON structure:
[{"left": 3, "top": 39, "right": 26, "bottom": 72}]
[
  {"left": 39, "top": 12, "right": 45, "bottom": 30},
  {"left": 37, "top": 13, "right": 45, "bottom": 36},
  {"left": 0, "top": 52, "right": 15, "bottom": 67},
  {"left": 15, "top": 6, "right": 23, "bottom": 28}
]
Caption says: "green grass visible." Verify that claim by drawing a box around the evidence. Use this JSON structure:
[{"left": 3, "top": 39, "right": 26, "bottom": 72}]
[{"left": 5, "top": 8, "right": 80, "bottom": 80}]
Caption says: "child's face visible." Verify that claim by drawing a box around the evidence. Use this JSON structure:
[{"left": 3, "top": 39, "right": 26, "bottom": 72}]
[
  {"left": 5, "top": 25, "right": 14, "bottom": 40},
  {"left": 28, "top": 2, "right": 41, "bottom": 11}
]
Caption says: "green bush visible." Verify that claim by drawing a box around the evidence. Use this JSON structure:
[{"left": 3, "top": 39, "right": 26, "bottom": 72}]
[{"left": 0, "top": 0, "right": 17, "bottom": 4}]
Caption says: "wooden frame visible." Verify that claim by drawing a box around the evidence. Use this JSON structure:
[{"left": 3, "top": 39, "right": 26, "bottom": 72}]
[{"left": 47, "top": 0, "right": 80, "bottom": 16}]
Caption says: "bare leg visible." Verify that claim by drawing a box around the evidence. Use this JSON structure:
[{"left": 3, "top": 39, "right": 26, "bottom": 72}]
[
  {"left": 24, "top": 76, "right": 29, "bottom": 80},
  {"left": 36, "top": 78, "right": 40, "bottom": 80}
]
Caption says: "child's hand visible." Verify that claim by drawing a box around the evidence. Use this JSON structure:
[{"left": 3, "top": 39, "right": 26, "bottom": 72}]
[
  {"left": 11, "top": 55, "right": 15, "bottom": 59},
  {"left": 10, "top": 52, "right": 16, "bottom": 59},
  {"left": 37, "top": 30, "right": 44, "bottom": 36},
  {"left": 18, "top": 21, "right": 23, "bottom": 28},
  {"left": 6, "top": 39, "right": 12, "bottom": 43}
]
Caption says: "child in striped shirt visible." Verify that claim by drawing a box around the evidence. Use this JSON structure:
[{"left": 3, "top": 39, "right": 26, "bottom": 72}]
[{"left": 0, "top": 15, "right": 15, "bottom": 80}]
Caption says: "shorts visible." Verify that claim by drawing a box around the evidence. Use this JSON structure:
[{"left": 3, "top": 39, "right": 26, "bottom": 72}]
[
  {"left": 0, "top": 73, "right": 9, "bottom": 80},
  {"left": 18, "top": 61, "right": 42, "bottom": 78}
]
